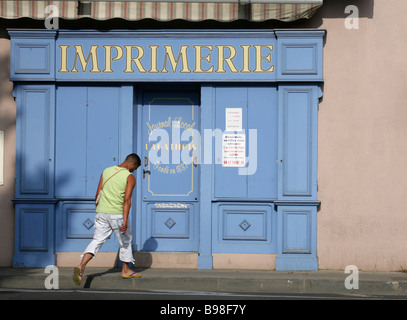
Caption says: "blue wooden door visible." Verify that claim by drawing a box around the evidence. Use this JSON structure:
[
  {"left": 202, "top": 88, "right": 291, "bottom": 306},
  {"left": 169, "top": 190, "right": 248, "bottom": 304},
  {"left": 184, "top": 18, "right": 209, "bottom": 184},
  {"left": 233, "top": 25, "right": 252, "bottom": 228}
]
[
  {"left": 140, "top": 91, "right": 200, "bottom": 251},
  {"left": 55, "top": 85, "right": 122, "bottom": 253}
]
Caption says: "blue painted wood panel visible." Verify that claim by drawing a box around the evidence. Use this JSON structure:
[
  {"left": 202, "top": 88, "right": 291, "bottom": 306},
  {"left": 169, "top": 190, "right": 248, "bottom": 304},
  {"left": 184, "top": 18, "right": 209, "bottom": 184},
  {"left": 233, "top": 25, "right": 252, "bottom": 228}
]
[
  {"left": 55, "top": 86, "right": 121, "bottom": 198},
  {"left": 212, "top": 203, "right": 275, "bottom": 254},
  {"left": 142, "top": 202, "right": 198, "bottom": 251},
  {"left": 55, "top": 30, "right": 277, "bottom": 82},
  {"left": 13, "top": 203, "right": 55, "bottom": 267},
  {"left": 139, "top": 89, "right": 200, "bottom": 252},
  {"left": 150, "top": 205, "right": 191, "bottom": 239},
  {"left": 15, "top": 43, "right": 50, "bottom": 74},
  {"left": 54, "top": 85, "right": 133, "bottom": 252},
  {"left": 223, "top": 209, "right": 267, "bottom": 241},
  {"left": 214, "top": 86, "right": 247, "bottom": 198},
  {"left": 282, "top": 210, "right": 312, "bottom": 253},
  {"left": 56, "top": 201, "right": 119, "bottom": 252},
  {"left": 282, "top": 43, "right": 318, "bottom": 75},
  {"left": 276, "top": 205, "right": 318, "bottom": 271},
  {"left": 283, "top": 88, "right": 312, "bottom": 196},
  {"left": 86, "top": 86, "right": 120, "bottom": 196},
  {"left": 141, "top": 92, "right": 200, "bottom": 201},
  {"left": 16, "top": 85, "right": 55, "bottom": 197},
  {"left": 278, "top": 86, "right": 318, "bottom": 200},
  {"left": 9, "top": 29, "right": 325, "bottom": 83},
  {"left": 9, "top": 29, "right": 56, "bottom": 81},
  {"left": 275, "top": 30, "right": 325, "bottom": 82},
  {"left": 198, "top": 85, "right": 215, "bottom": 269},
  {"left": 247, "top": 86, "right": 278, "bottom": 199},
  {"left": 19, "top": 208, "right": 49, "bottom": 251},
  {"left": 55, "top": 86, "right": 87, "bottom": 197},
  {"left": 214, "top": 86, "right": 278, "bottom": 200}
]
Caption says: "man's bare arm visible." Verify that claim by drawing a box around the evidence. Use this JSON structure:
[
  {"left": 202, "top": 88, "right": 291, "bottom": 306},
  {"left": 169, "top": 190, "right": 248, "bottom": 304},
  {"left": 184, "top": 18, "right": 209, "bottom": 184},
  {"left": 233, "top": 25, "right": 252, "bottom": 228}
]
[{"left": 121, "top": 174, "right": 136, "bottom": 233}]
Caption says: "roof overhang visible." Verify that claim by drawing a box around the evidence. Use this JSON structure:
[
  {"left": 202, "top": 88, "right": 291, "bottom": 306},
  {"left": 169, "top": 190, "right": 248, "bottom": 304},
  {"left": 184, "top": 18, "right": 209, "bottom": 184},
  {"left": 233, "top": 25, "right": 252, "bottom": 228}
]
[{"left": 0, "top": 0, "right": 323, "bottom": 22}]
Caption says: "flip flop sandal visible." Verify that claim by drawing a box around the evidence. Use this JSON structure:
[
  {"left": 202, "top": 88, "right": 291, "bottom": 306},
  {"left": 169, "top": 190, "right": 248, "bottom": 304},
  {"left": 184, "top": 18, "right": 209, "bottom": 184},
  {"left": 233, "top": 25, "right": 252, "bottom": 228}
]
[
  {"left": 73, "top": 267, "right": 83, "bottom": 285},
  {"left": 122, "top": 272, "right": 141, "bottom": 279}
]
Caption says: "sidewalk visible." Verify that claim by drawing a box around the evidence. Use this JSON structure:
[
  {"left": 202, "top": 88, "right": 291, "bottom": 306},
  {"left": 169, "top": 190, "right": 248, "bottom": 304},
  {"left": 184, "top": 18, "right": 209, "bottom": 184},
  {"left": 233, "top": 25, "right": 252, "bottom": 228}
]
[{"left": 1, "top": 267, "right": 407, "bottom": 297}]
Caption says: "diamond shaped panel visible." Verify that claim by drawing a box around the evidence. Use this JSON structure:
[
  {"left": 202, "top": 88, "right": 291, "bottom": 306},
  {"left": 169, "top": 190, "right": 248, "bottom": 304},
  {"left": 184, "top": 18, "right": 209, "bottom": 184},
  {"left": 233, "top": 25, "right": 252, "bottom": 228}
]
[
  {"left": 164, "top": 217, "right": 176, "bottom": 229},
  {"left": 239, "top": 219, "right": 251, "bottom": 231},
  {"left": 83, "top": 218, "right": 94, "bottom": 230}
]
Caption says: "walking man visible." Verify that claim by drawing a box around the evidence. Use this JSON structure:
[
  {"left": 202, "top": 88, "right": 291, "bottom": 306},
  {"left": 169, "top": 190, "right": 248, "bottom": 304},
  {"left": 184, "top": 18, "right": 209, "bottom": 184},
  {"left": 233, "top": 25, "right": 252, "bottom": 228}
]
[{"left": 73, "top": 153, "right": 141, "bottom": 285}]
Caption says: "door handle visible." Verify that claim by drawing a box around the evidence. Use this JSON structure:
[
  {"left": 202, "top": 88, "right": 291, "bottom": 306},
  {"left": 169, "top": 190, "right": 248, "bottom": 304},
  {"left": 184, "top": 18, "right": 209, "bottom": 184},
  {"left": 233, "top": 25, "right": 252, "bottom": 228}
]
[
  {"left": 143, "top": 169, "right": 151, "bottom": 179},
  {"left": 144, "top": 156, "right": 148, "bottom": 167}
]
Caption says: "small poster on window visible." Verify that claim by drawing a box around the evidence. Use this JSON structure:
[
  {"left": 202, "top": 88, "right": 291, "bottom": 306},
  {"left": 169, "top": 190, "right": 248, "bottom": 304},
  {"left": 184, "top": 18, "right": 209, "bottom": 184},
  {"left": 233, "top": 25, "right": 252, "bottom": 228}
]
[
  {"left": 222, "top": 133, "right": 246, "bottom": 167},
  {"left": 225, "top": 108, "right": 242, "bottom": 132}
]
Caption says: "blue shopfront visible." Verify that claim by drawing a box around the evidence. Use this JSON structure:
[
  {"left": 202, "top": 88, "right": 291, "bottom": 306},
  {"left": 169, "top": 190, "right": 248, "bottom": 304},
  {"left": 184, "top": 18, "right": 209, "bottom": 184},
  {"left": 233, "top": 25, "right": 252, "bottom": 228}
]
[{"left": 9, "top": 29, "right": 324, "bottom": 270}]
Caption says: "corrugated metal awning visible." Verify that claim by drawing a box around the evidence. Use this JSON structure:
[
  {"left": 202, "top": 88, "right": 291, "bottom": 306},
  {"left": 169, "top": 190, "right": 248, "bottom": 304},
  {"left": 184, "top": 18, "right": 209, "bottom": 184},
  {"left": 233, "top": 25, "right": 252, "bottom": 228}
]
[{"left": 0, "top": 0, "right": 323, "bottom": 22}]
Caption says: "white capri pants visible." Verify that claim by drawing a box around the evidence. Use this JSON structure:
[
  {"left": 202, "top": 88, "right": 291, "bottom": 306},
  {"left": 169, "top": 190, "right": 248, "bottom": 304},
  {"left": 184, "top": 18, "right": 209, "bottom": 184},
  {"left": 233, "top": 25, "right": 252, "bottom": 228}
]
[{"left": 82, "top": 212, "right": 135, "bottom": 264}]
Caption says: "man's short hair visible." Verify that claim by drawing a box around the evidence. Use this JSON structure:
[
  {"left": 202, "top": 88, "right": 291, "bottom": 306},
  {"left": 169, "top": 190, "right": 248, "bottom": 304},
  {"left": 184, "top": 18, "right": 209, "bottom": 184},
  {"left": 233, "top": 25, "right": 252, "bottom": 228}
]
[{"left": 125, "top": 153, "right": 141, "bottom": 166}]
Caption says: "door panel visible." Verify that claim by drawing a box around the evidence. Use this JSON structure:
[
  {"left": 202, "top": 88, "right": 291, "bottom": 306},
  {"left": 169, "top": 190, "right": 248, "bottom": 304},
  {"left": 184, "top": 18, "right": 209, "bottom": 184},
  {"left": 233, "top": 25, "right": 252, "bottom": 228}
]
[
  {"left": 214, "top": 86, "right": 278, "bottom": 200},
  {"left": 55, "top": 86, "right": 120, "bottom": 198},
  {"left": 143, "top": 93, "right": 199, "bottom": 201},
  {"left": 55, "top": 85, "right": 122, "bottom": 253},
  {"left": 140, "top": 91, "right": 200, "bottom": 251}
]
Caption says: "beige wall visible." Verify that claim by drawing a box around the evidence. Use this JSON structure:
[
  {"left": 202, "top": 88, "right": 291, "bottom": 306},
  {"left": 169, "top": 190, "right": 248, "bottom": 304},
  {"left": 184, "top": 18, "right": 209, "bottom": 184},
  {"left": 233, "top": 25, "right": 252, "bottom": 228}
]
[
  {"left": 0, "top": 38, "right": 15, "bottom": 267},
  {"left": 317, "top": 0, "right": 407, "bottom": 271},
  {"left": 1, "top": 0, "right": 407, "bottom": 271}
]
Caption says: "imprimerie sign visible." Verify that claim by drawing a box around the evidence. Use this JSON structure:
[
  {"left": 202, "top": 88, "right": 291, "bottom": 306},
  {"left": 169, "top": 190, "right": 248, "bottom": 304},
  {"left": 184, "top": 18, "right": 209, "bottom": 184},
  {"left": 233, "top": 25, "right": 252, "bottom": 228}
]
[{"left": 56, "top": 30, "right": 276, "bottom": 82}]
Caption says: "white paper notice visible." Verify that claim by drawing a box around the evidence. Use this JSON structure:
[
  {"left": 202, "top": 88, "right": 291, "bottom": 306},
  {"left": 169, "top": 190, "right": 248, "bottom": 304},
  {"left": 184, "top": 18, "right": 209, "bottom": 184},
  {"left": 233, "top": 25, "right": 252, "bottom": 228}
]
[
  {"left": 222, "top": 133, "right": 246, "bottom": 167},
  {"left": 225, "top": 108, "right": 242, "bottom": 132}
]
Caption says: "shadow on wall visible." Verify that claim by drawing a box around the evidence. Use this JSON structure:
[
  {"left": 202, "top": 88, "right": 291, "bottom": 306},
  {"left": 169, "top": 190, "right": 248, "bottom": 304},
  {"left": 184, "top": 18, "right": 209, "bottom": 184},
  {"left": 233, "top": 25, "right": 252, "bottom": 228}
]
[
  {"left": 0, "top": 40, "right": 16, "bottom": 266},
  {"left": 307, "top": 0, "right": 374, "bottom": 28},
  {"left": 318, "top": 0, "right": 374, "bottom": 19},
  {"left": 133, "top": 237, "right": 158, "bottom": 269}
]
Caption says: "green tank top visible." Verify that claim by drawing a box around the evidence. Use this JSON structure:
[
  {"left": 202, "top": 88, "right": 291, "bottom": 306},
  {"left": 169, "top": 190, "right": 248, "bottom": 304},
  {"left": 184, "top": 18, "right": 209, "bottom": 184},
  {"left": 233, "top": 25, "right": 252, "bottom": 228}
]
[{"left": 96, "top": 166, "right": 131, "bottom": 215}]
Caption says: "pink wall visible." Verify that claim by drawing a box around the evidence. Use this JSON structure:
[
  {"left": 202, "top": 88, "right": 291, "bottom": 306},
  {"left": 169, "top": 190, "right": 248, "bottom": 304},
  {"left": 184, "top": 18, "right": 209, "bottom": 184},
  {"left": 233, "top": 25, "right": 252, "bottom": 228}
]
[{"left": 317, "top": 0, "right": 407, "bottom": 270}]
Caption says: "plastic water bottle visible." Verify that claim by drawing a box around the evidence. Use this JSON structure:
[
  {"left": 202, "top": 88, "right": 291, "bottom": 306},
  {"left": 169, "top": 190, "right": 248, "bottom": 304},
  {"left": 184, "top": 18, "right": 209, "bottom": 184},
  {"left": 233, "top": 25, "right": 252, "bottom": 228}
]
[
  {"left": 119, "top": 224, "right": 125, "bottom": 235},
  {"left": 116, "top": 219, "right": 125, "bottom": 235}
]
